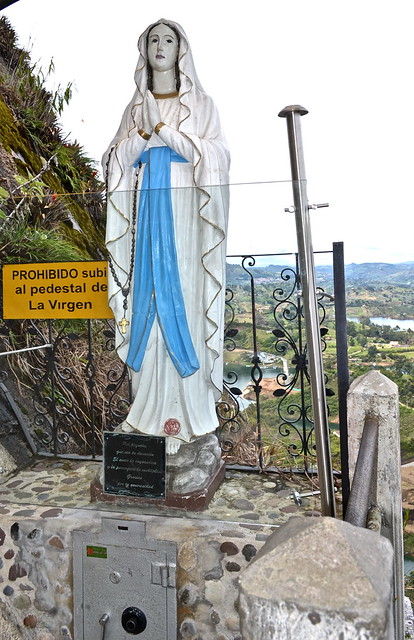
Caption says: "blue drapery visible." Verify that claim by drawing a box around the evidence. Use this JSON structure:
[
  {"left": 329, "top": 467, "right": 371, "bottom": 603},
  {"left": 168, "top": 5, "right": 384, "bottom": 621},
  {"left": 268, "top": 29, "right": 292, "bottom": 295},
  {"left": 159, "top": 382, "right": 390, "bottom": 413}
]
[{"left": 126, "top": 146, "right": 200, "bottom": 377}]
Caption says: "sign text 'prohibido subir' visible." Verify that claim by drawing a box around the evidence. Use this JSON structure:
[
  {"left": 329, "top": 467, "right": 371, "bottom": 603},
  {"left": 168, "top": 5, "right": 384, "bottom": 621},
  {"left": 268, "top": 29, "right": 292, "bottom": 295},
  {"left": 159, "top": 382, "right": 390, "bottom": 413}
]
[{"left": 2, "top": 261, "right": 114, "bottom": 319}]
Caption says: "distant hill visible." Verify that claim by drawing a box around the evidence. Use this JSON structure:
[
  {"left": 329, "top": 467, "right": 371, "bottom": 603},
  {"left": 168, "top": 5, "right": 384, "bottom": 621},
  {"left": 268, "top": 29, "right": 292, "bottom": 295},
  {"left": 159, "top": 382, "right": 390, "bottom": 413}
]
[
  {"left": 344, "top": 262, "right": 414, "bottom": 286},
  {"left": 225, "top": 261, "right": 414, "bottom": 287}
]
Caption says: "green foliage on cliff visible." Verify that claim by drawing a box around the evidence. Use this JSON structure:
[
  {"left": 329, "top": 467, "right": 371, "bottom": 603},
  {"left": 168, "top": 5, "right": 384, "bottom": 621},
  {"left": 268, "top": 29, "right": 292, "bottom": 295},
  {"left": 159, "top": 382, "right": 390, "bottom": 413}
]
[{"left": 0, "top": 16, "right": 106, "bottom": 265}]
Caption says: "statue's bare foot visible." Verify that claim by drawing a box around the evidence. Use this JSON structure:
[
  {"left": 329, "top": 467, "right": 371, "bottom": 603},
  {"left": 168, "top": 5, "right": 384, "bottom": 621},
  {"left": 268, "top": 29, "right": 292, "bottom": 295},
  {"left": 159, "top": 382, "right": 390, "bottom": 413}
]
[{"left": 166, "top": 437, "right": 181, "bottom": 455}]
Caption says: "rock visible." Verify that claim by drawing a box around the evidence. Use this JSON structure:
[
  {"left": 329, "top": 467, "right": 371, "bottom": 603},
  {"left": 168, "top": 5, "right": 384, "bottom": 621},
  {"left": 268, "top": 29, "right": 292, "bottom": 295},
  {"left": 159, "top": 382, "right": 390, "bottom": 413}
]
[
  {"left": 8, "top": 563, "right": 27, "bottom": 581},
  {"left": 276, "top": 489, "right": 292, "bottom": 497},
  {"left": 222, "top": 487, "right": 240, "bottom": 499},
  {"left": 23, "top": 615, "right": 37, "bottom": 628},
  {"left": 280, "top": 505, "right": 299, "bottom": 513},
  {"left": 178, "top": 542, "right": 198, "bottom": 571},
  {"left": 266, "top": 497, "right": 282, "bottom": 507},
  {"left": 202, "top": 541, "right": 224, "bottom": 581},
  {"left": 168, "top": 433, "right": 222, "bottom": 494},
  {"left": 196, "top": 450, "right": 217, "bottom": 468},
  {"left": 211, "top": 609, "right": 221, "bottom": 625},
  {"left": 172, "top": 468, "right": 209, "bottom": 494},
  {"left": 220, "top": 541, "right": 239, "bottom": 556},
  {"left": 205, "top": 580, "right": 225, "bottom": 604},
  {"left": 255, "top": 533, "right": 270, "bottom": 541},
  {"left": 48, "top": 535, "right": 64, "bottom": 549},
  {"left": 221, "top": 529, "right": 246, "bottom": 539},
  {"left": 180, "top": 619, "right": 198, "bottom": 638},
  {"left": 247, "top": 489, "right": 263, "bottom": 498},
  {"left": 12, "top": 510, "right": 36, "bottom": 517},
  {"left": 268, "top": 512, "right": 282, "bottom": 520},
  {"left": 13, "top": 594, "right": 31, "bottom": 609},
  {"left": 242, "top": 544, "right": 257, "bottom": 561},
  {"left": 178, "top": 583, "right": 200, "bottom": 606},
  {"left": 233, "top": 499, "right": 255, "bottom": 511},
  {"left": 225, "top": 616, "right": 240, "bottom": 632},
  {"left": 205, "top": 565, "right": 223, "bottom": 581},
  {"left": 39, "top": 508, "right": 62, "bottom": 519},
  {"left": 212, "top": 498, "right": 227, "bottom": 506}
]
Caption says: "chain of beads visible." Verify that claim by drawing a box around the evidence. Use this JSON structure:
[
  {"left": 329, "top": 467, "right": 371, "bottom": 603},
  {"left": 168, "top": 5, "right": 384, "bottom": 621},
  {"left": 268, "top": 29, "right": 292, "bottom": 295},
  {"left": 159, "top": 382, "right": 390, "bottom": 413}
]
[{"left": 105, "top": 147, "right": 141, "bottom": 315}]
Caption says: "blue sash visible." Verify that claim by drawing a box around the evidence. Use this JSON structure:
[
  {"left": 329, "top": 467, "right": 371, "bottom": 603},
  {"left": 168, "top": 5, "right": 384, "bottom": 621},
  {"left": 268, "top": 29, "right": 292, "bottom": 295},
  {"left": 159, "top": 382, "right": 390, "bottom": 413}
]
[{"left": 126, "top": 146, "right": 200, "bottom": 377}]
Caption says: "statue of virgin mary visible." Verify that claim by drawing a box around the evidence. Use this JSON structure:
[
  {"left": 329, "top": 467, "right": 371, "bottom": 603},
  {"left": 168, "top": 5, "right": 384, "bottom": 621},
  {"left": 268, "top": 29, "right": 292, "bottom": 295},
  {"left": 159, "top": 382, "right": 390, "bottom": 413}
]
[{"left": 103, "top": 19, "right": 230, "bottom": 455}]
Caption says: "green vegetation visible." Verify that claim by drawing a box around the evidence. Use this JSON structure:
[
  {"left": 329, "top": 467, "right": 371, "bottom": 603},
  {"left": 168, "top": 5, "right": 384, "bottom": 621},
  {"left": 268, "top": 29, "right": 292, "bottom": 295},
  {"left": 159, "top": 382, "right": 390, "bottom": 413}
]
[
  {"left": 0, "top": 16, "right": 105, "bottom": 268},
  {"left": 225, "top": 264, "right": 414, "bottom": 469}
]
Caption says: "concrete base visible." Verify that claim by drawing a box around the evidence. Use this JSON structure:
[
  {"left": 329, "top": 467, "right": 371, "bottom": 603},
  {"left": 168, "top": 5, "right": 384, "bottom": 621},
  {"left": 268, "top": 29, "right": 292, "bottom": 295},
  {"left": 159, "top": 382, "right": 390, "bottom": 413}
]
[{"left": 90, "top": 460, "right": 226, "bottom": 511}]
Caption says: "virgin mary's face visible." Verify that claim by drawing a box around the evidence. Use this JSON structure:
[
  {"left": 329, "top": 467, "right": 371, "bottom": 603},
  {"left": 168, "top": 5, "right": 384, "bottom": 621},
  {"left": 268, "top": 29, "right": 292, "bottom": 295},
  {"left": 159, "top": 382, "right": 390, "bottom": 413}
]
[{"left": 147, "top": 24, "right": 178, "bottom": 73}]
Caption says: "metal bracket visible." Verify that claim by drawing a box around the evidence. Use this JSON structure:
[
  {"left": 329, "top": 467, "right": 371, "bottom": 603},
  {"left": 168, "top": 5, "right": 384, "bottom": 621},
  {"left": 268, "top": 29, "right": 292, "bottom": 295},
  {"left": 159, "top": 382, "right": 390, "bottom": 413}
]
[
  {"left": 309, "top": 203, "right": 329, "bottom": 210},
  {"left": 284, "top": 203, "right": 329, "bottom": 213},
  {"left": 292, "top": 487, "right": 337, "bottom": 506}
]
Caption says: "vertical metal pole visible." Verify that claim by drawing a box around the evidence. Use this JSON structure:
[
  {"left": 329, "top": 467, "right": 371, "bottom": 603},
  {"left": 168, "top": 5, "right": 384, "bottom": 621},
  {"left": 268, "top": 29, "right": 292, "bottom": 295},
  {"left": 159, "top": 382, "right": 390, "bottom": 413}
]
[
  {"left": 332, "top": 241, "right": 350, "bottom": 514},
  {"left": 248, "top": 264, "right": 264, "bottom": 470},
  {"left": 87, "top": 319, "right": 96, "bottom": 459},
  {"left": 279, "top": 105, "right": 336, "bottom": 517},
  {"left": 48, "top": 319, "right": 58, "bottom": 456}
]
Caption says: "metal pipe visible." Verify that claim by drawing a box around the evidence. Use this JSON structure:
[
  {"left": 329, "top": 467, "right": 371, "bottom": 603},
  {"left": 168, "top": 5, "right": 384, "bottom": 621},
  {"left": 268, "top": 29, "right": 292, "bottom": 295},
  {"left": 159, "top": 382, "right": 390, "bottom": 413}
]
[
  {"left": 333, "top": 241, "right": 351, "bottom": 514},
  {"left": 344, "top": 416, "right": 379, "bottom": 527},
  {"left": 0, "top": 343, "right": 52, "bottom": 358},
  {"left": 279, "top": 105, "right": 336, "bottom": 517}
]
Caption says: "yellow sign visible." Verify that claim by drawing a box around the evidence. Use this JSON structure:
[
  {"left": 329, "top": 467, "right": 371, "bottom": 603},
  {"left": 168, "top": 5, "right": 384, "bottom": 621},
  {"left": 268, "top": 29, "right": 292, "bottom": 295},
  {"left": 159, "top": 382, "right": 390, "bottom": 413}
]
[{"left": 2, "top": 261, "right": 114, "bottom": 319}]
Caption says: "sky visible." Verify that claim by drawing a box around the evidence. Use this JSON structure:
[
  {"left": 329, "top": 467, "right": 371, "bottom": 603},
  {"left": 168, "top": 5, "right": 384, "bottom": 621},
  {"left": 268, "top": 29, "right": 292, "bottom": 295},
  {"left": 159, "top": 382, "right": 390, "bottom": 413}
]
[{"left": 2, "top": 0, "right": 414, "bottom": 265}]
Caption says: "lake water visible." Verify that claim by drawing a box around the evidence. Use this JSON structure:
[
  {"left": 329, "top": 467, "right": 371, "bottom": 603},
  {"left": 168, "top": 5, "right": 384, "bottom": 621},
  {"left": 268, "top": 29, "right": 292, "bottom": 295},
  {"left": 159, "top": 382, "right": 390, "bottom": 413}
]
[
  {"left": 405, "top": 555, "right": 414, "bottom": 575},
  {"left": 224, "top": 362, "right": 284, "bottom": 393},
  {"left": 349, "top": 317, "right": 414, "bottom": 330}
]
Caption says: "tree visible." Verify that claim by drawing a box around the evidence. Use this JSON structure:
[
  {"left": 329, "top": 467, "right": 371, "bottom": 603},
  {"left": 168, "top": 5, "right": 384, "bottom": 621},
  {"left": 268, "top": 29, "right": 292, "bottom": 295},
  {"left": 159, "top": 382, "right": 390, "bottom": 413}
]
[
  {"left": 367, "top": 345, "right": 378, "bottom": 359},
  {"left": 357, "top": 334, "right": 368, "bottom": 347}
]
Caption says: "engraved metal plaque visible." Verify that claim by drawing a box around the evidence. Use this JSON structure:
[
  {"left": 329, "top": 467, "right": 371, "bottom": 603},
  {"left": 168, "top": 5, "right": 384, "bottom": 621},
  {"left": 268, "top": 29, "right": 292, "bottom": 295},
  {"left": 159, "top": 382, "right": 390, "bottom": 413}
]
[{"left": 104, "top": 432, "right": 166, "bottom": 499}]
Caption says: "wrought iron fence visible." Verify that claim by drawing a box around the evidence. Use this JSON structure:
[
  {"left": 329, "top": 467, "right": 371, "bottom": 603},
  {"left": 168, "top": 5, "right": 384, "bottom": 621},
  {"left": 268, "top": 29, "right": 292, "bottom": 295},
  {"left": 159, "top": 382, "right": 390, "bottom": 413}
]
[
  {"left": 218, "top": 249, "right": 343, "bottom": 472},
  {"left": 0, "top": 244, "right": 348, "bottom": 476}
]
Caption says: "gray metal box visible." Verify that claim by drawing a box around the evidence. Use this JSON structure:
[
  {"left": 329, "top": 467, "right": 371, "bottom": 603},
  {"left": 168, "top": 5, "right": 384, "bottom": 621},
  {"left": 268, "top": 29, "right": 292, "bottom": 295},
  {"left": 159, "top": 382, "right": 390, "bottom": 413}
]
[{"left": 73, "top": 518, "right": 177, "bottom": 639}]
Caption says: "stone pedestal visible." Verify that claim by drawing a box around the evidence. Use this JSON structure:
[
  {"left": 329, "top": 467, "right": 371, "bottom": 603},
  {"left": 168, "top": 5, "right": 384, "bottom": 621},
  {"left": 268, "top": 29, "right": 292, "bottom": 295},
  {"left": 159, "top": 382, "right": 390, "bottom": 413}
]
[{"left": 91, "top": 433, "right": 225, "bottom": 511}]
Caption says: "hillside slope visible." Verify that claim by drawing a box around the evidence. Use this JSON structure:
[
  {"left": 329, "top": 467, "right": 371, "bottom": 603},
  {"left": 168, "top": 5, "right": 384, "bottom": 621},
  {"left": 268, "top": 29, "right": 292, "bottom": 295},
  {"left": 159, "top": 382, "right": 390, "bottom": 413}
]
[{"left": 0, "top": 16, "right": 105, "bottom": 265}]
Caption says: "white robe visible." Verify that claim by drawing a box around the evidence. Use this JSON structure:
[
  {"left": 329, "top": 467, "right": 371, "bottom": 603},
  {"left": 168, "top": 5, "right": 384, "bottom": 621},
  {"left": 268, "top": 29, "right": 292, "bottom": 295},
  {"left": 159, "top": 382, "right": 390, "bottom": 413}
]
[{"left": 104, "top": 20, "right": 230, "bottom": 448}]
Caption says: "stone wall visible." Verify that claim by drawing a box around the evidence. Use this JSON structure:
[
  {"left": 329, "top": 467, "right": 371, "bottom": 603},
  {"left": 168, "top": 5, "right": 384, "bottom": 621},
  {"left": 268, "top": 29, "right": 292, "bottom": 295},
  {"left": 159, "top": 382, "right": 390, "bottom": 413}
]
[{"left": 0, "top": 501, "right": 275, "bottom": 639}]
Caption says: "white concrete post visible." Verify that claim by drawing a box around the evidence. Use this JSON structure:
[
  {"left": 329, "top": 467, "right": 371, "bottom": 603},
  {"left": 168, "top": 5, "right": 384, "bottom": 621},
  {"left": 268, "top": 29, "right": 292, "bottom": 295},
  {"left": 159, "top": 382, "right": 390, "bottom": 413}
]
[
  {"left": 238, "top": 516, "right": 394, "bottom": 640},
  {"left": 347, "top": 370, "right": 404, "bottom": 639}
]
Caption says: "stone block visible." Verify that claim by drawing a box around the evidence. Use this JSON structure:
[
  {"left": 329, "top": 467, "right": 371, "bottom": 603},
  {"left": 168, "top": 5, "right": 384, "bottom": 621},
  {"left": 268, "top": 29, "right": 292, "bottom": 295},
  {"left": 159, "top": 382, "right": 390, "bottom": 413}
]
[
  {"left": 347, "top": 369, "right": 404, "bottom": 638},
  {"left": 238, "top": 516, "right": 393, "bottom": 639}
]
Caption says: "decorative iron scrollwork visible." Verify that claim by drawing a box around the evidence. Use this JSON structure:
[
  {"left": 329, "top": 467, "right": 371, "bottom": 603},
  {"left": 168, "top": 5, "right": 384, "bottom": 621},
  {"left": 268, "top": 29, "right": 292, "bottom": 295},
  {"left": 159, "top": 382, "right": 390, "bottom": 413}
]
[{"left": 217, "top": 254, "right": 335, "bottom": 468}]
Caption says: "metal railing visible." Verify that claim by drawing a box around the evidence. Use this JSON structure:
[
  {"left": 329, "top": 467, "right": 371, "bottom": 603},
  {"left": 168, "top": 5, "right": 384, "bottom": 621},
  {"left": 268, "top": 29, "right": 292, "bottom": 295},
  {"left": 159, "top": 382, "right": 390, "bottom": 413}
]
[{"left": 0, "top": 247, "right": 349, "bottom": 482}]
